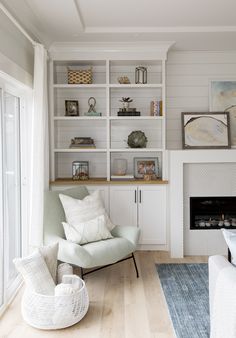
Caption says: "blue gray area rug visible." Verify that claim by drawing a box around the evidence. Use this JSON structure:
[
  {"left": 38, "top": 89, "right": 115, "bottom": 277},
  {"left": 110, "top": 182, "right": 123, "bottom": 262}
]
[{"left": 156, "top": 263, "right": 209, "bottom": 338}]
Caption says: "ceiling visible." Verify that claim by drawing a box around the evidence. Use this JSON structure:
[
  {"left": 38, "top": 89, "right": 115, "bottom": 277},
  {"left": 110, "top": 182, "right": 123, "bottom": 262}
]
[{"left": 1, "top": 0, "right": 236, "bottom": 51}]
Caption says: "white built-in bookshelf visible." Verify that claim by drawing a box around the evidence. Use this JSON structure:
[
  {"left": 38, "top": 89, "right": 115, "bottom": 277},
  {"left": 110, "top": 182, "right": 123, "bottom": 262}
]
[{"left": 49, "top": 45, "right": 171, "bottom": 183}]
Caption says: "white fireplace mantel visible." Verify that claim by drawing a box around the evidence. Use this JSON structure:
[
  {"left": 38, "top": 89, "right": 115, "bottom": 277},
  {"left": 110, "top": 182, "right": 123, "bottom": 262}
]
[{"left": 169, "top": 149, "right": 236, "bottom": 258}]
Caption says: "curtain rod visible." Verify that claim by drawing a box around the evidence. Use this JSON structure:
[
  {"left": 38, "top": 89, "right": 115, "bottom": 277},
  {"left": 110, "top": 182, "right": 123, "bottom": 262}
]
[{"left": 0, "top": 3, "right": 38, "bottom": 47}]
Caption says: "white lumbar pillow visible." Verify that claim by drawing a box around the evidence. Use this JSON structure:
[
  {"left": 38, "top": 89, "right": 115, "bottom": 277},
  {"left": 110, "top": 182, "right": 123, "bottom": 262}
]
[
  {"left": 62, "top": 214, "right": 113, "bottom": 245},
  {"left": 38, "top": 242, "right": 59, "bottom": 283},
  {"left": 13, "top": 251, "right": 55, "bottom": 295},
  {"left": 222, "top": 229, "right": 236, "bottom": 264},
  {"left": 59, "top": 190, "right": 115, "bottom": 231}
]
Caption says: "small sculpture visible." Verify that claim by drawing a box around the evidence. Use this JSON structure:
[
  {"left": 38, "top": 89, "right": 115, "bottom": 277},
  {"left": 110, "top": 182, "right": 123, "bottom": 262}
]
[
  {"left": 127, "top": 130, "right": 147, "bottom": 148},
  {"left": 84, "top": 97, "right": 101, "bottom": 116},
  {"left": 118, "top": 76, "right": 131, "bottom": 84},
  {"left": 88, "top": 97, "right": 97, "bottom": 113}
]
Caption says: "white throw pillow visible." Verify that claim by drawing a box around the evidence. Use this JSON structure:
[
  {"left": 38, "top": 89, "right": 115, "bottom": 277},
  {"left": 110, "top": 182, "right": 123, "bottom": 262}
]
[
  {"left": 222, "top": 229, "right": 236, "bottom": 264},
  {"left": 38, "top": 242, "right": 59, "bottom": 283},
  {"left": 13, "top": 251, "right": 55, "bottom": 295},
  {"left": 62, "top": 214, "right": 113, "bottom": 245},
  {"left": 59, "top": 190, "right": 115, "bottom": 231}
]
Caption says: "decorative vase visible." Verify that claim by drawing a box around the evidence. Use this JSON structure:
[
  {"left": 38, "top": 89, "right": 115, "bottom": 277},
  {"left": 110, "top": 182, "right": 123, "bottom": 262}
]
[
  {"left": 122, "top": 102, "right": 129, "bottom": 111},
  {"left": 113, "top": 159, "right": 127, "bottom": 176}
]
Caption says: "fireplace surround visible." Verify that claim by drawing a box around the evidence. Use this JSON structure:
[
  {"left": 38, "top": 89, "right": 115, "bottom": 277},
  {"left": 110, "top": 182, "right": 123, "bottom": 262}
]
[{"left": 169, "top": 149, "right": 236, "bottom": 257}]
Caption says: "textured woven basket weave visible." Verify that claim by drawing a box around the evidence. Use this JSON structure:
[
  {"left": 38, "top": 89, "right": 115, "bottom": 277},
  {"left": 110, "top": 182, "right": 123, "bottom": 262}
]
[
  {"left": 68, "top": 67, "right": 92, "bottom": 84},
  {"left": 21, "top": 276, "right": 89, "bottom": 330}
]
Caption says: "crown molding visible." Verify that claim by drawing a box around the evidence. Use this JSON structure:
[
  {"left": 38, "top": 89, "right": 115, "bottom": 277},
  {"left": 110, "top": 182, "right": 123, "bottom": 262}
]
[{"left": 49, "top": 41, "right": 175, "bottom": 60}]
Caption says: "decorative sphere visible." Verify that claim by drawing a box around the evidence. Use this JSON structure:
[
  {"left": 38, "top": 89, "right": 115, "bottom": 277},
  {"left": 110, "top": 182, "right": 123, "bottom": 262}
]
[{"left": 127, "top": 130, "right": 148, "bottom": 148}]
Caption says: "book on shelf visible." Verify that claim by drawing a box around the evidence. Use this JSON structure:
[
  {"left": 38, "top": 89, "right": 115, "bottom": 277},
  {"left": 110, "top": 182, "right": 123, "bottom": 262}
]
[
  {"left": 150, "top": 100, "right": 162, "bottom": 116},
  {"left": 72, "top": 137, "right": 94, "bottom": 144},
  {"left": 69, "top": 144, "right": 96, "bottom": 149},
  {"left": 117, "top": 111, "right": 141, "bottom": 116},
  {"left": 111, "top": 174, "right": 134, "bottom": 180},
  {"left": 70, "top": 137, "right": 95, "bottom": 148}
]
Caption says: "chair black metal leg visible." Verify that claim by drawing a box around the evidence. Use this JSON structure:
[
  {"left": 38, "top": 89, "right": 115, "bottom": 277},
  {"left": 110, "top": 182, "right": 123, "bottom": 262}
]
[
  {"left": 79, "top": 253, "right": 139, "bottom": 279},
  {"left": 81, "top": 267, "right": 84, "bottom": 279},
  {"left": 132, "top": 253, "right": 139, "bottom": 278},
  {"left": 228, "top": 248, "right": 231, "bottom": 263}
]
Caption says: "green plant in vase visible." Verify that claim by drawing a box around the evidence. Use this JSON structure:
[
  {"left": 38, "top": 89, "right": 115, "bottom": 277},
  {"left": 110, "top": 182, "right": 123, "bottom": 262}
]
[{"left": 119, "top": 97, "right": 133, "bottom": 111}]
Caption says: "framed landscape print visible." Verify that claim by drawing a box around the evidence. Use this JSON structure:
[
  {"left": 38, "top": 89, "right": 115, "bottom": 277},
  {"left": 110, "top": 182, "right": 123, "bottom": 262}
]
[
  {"left": 182, "top": 112, "right": 231, "bottom": 149},
  {"left": 210, "top": 80, "right": 236, "bottom": 146}
]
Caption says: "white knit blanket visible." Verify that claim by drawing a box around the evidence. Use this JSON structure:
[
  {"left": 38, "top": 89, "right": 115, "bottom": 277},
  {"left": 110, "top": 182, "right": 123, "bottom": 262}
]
[
  {"left": 57, "top": 263, "right": 73, "bottom": 284},
  {"left": 211, "top": 266, "right": 236, "bottom": 338},
  {"left": 55, "top": 274, "right": 83, "bottom": 296}
]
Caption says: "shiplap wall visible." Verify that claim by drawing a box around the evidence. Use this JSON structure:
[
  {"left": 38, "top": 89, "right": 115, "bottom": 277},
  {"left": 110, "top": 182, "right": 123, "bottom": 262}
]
[{"left": 166, "top": 51, "right": 236, "bottom": 149}]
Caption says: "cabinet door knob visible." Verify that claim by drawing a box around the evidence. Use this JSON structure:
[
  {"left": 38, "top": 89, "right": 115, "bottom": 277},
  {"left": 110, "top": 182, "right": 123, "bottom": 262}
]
[
  {"left": 135, "top": 190, "right": 137, "bottom": 203},
  {"left": 139, "top": 190, "right": 142, "bottom": 203}
]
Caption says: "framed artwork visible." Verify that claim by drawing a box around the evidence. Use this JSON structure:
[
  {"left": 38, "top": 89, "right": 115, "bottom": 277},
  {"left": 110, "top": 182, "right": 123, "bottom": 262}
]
[
  {"left": 182, "top": 112, "right": 231, "bottom": 149},
  {"left": 65, "top": 100, "right": 79, "bottom": 116},
  {"left": 209, "top": 80, "right": 236, "bottom": 146},
  {"left": 134, "top": 157, "right": 159, "bottom": 178}
]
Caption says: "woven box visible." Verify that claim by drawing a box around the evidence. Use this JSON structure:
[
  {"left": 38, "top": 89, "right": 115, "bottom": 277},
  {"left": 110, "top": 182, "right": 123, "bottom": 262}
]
[{"left": 68, "top": 67, "right": 92, "bottom": 84}]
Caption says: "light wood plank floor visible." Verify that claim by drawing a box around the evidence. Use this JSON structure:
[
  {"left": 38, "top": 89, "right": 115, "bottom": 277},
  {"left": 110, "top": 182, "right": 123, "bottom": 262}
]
[{"left": 0, "top": 251, "right": 208, "bottom": 338}]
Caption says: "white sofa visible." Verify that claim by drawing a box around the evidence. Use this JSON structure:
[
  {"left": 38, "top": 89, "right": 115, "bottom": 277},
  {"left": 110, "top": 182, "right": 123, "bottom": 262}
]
[{"left": 209, "top": 255, "right": 236, "bottom": 338}]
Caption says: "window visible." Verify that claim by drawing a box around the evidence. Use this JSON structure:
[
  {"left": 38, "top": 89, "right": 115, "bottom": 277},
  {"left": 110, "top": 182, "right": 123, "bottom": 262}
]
[{"left": 0, "top": 74, "right": 31, "bottom": 313}]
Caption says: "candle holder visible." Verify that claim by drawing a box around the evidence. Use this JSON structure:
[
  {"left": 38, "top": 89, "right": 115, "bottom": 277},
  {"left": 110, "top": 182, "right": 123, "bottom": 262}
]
[
  {"left": 72, "top": 161, "right": 89, "bottom": 180},
  {"left": 135, "top": 66, "right": 147, "bottom": 84},
  {"left": 113, "top": 159, "right": 127, "bottom": 176}
]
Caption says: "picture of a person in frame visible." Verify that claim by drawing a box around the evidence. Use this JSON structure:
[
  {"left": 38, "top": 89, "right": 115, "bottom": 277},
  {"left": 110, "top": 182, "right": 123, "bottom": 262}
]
[
  {"left": 65, "top": 100, "right": 79, "bottom": 116},
  {"left": 137, "top": 160, "right": 155, "bottom": 175}
]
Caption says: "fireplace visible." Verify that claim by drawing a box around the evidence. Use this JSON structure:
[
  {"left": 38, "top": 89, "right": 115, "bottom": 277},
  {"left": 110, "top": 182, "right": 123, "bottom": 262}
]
[{"left": 190, "top": 196, "right": 236, "bottom": 230}]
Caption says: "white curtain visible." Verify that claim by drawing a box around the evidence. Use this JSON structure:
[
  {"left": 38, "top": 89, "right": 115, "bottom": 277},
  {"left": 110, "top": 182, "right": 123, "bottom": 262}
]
[{"left": 29, "top": 43, "right": 49, "bottom": 247}]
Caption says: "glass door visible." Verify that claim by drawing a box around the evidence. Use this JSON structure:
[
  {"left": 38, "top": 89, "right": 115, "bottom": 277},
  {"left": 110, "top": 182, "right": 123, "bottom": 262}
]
[
  {"left": 0, "top": 88, "right": 22, "bottom": 311},
  {"left": 3, "top": 92, "right": 21, "bottom": 295}
]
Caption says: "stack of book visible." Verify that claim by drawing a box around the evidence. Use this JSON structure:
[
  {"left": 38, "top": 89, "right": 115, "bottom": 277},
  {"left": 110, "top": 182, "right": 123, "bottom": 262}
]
[
  {"left": 150, "top": 100, "right": 162, "bottom": 116},
  {"left": 111, "top": 174, "right": 134, "bottom": 180},
  {"left": 70, "top": 137, "right": 96, "bottom": 148},
  {"left": 118, "top": 111, "right": 141, "bottom": 116},
  {"left": 117, "top": 108, "right": 140, "bottom": 116}
]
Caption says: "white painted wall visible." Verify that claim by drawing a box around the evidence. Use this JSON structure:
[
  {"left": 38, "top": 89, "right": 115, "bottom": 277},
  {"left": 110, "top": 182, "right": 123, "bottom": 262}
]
[
  {"left": 0, "top": 10, "right": 33, "bottom": 86},
  {"left": 166, "top": 51, "right": 236, "bottom": 149}
]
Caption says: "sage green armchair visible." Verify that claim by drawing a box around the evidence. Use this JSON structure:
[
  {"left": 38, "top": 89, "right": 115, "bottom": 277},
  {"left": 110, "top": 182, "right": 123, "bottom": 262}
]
[{"left": 43, "top": 186, "right": 140, "bottom": 278}]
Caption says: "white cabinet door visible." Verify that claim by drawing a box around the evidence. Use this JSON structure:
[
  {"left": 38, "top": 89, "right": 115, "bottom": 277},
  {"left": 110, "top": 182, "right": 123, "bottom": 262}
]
[
  {"left": 109, "top": 186, "right": 137, "bottom": 227},
  {"left": 138, "top": 185, "right": 166, "bottom": 245}
]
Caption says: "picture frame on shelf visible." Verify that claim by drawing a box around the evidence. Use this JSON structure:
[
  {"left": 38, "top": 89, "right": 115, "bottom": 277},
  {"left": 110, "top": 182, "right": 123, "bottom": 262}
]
[
  {"left": 209, "top": 80, "right": 236, "bottom": 146},
  {"left": 134, "top": 157, "right": 159, "bottom": 179},
  {"left": 65, "top": 100, "right": 79, "bottom": 116},
  {"left": 182, "top": 112, "right": 231, "bottom": 149}
]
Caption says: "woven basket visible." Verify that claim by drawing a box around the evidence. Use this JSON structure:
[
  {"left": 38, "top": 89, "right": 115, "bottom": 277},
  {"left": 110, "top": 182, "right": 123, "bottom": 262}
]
[
  {"left": 21, "top": 276, "right": 89, "bottom": 330},
  {"left": 68, "top": 67, "right": 92, "bottom": 84}
]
